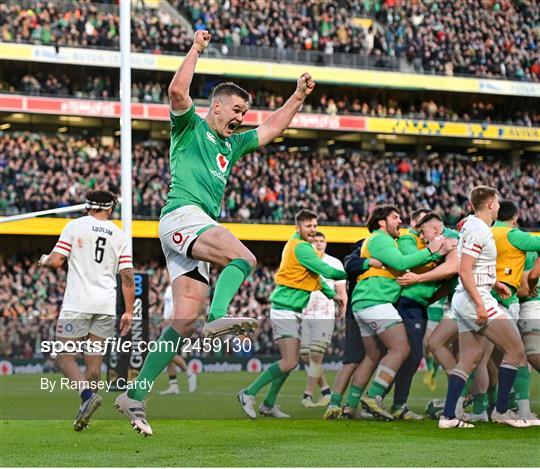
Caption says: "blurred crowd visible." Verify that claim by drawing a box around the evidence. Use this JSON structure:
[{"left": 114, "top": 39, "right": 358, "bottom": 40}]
[
  {"left": 1, "top": 0, "right": 539, "bottom": 81},
  {"left": 2, "top": 132, "right": 539, "bottom": 227},
  {"left": 1, "top": 70, "right": 538, "bottom": 126}
]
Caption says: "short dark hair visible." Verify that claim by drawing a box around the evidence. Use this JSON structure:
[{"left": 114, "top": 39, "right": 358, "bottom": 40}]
[
  {"left": 211, "top": 82, "right": 251, "bottom": 103},
  {"left": 314, "top": 231, "right": 325, "bottom": 239},
  {"left": 85, "top": 190, "right": 117, "bottom": 211},
  {"left": 295, "top": 209, "right": 318, "bottom": 225},
  {"left": 497, "top": 200, "right": 518, "bottom": 221},
  {"left": 367, "top": 204, "right": 400, "bottom": 233},
  {"left": 411, "top": 208, "right": 430, "bottom": 223},
  {"left": 416, "top": 212, "right": 443, "bottom": 228},
  {"left": 469, "top": 185, "right": 499, "bottom": 211}
]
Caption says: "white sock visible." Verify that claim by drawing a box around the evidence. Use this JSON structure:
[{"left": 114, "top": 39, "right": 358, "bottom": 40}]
[
  {"left": 456, "top": 396, "right": 465, "bottom": 413},
  {"left": 517, "top": 399, "right": 531, "bottom": 416},
  {"left": 169, "top": 379, "right": 178, "bottom": 386}
]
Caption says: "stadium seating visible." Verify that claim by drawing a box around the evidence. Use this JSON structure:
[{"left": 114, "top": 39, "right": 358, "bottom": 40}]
[
  {"left": 2, "top": 70, "right": 538, "bottom": 125},
  {"left": 2, "top": 133, "right": 538, "bottom": 227},
  {"left": 2, "top": 0, "right": 539, "bottom": 81},
  {"left": 177, "top": 0, "right": 540, "bottom": 80}
]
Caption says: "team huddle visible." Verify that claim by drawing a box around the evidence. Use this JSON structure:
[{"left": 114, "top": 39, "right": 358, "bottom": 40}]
[{"left": 39, "top": 30, "right": 539, "bottom": 436}]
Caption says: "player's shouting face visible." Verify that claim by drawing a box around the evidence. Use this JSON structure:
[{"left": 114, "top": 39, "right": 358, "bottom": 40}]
[
  {"left": 297, "top": 217, "right": 318, "bottom": 243},
  {"left": 213, "top": 93, "right": 249, "bottom": 137},
  {"left": 382, "top": 211, "right": 402, "bottom": 239}
]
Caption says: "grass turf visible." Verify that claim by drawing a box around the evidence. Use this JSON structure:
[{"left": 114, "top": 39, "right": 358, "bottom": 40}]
[{"left": 1, "top": 371, "right": 539, "bottom": 466}]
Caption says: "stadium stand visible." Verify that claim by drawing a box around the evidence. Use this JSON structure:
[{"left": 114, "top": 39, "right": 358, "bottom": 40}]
[
  {"left": 2, "top": 70, "right": 538, "bottom": 125},
  {"left": 177, "top": 0, "right": 540, "bottom": 81},
  {"left": 1, "top": 132, "right": 538, "bottom": 226},
  {"left": 2, "top": 0, "right": 539, "bottom": 80}
]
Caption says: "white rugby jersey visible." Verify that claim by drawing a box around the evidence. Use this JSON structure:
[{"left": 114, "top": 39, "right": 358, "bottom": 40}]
[
  {"left": 303, "top": 253, "right": 346, "bottom": 319},
  {"left": 53, "top": 215, "right": 133, "bottom": 315},
  {"left": 163, "top": 285, "right": 173, "bottom": 320},
  {"left": 456, "top": 214, "right": 497, "bottom": 291}
]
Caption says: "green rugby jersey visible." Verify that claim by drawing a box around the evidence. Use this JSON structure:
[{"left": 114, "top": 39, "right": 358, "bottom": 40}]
[
  {"left": 161, "top": 105, "right": 259, "bottom": 220},
  {"left": 400, "top": 227, "right": 459, "bottom": 307},
  {"left": 351, "top": 229, "right": 438, "bottom": 311},
  {"left": 521, "top": 251, "right": 539, "bottom": 304}
]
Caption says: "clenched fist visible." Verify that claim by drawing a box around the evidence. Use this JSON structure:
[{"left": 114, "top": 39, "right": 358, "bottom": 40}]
[
  {"left": 193, "top": 30, "right": 211, "bottom": 53},
  {"left": 295, "top": 73, "right": 315, "bottom": 100}
]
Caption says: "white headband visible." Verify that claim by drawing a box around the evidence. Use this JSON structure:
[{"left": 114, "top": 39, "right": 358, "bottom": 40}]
[{"left": 85, "top": 200, "right": 115, "bottom": 210}]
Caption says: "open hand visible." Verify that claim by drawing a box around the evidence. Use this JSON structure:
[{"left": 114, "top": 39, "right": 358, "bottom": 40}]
[
  {"left": 119, "top": 312, "right": 133, "bottom": 336},
  {"left": 397, "top": 272, "right": 421, "bottom": 286}
]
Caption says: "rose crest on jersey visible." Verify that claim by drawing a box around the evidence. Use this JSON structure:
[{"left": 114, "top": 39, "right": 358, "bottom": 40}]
[{"left": 216, "top": 153, "right": 229, "bottom": 172}]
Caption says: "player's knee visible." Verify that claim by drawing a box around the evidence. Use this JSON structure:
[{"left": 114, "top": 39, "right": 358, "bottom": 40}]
[
  {"left": 395, "top": 340, "right": 411, "bottom": 362},
  {"left": 468, "top": 349, "right": 484, "bottom": 368},
  {"left": 281, "top": 358, "right": 299, "bottom": 373},
  {"left": 86, "top": 369, "right": 100, "bottom": 384},
  {"left": 307, "top": 359, "right": 323, "bottom": 378},
  {"left": 500, "top": 337, "right": 526, "bottom": 365},
  {"left": 427, "top": 334, "right": 441, "bottom": 355},
  {"left": 527, "top": 354, "right": 540, "bottom": 373},
  {"left": 365, "top": 346, "right": 382, "bottom": 364},
  {"left": 365, "top": 345, "right": 381, "bottom": 363},
  {"left": 55, "top": 353, "right": 75, "bottom": 370}
]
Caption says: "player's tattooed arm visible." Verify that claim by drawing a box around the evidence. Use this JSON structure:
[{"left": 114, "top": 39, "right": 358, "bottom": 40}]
[
  {"left": 119, "top": 268, "right": 135, "bottom": 336},
  {"left": 38, "top": 252, "right": 66, "bottom": 269}
]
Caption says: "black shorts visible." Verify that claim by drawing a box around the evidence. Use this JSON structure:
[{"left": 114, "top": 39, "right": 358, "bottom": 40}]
[{"left": 342, "top": 307, "right": 365, "bottom": 364}]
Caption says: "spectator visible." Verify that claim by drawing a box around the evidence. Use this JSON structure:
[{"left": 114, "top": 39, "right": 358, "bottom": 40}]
[{"left": 1, "top": 132, "right": 538, "bottom": 227}]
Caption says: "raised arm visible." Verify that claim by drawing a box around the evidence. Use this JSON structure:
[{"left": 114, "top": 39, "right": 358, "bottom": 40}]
[
  {"left": 168, "top": 30, "right": 211, "bottom": 112},
  {"left": 256, "top": 73, "right": 315, "bottom": 147}
]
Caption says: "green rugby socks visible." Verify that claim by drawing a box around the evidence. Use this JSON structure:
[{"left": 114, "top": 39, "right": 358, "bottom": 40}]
[
  {"left": 345, "top": 385, "right": 364, "bottom": 409},
  {"left": 263, "top": 373, "right": 290, "bottom": 407},
  {"left": 330, "top": 392, "right": 343, "bottom": 407},
  {"left": 127, "top": 327, "right": 182, "bottom": 401},
  {"left": 245, "top": 362, "right": 285, "bottom": 397},
  {"left": 208, "top": 258, "right": 252, "bottom": 322}
]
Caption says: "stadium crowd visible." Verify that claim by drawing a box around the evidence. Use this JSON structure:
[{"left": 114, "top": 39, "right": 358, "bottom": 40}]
[
  {"left": 2, "top": 133, "right": 539, "bottom": 227},
  {"left": 1, "top": 1, "right": 539, "bottom": 81},
  {"left": 0, "top": 255, "right": 298, "bottom": 359},
  {"left": 178, "top": 0, "right": 540, "bottom": 81},
  {"left": 2, "top": 70, "right": 538, "bottom": 126}
]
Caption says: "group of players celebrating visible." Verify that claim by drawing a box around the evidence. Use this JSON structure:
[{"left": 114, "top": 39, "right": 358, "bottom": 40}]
[{"left": 39, "top": 30, "right": 539, "bottom": 436}]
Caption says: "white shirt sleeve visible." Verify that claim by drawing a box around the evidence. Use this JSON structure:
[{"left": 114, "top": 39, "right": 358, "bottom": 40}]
[
  {"left": 117, "top": 234, "right": 133, "bottom": 271},
  {"left": 52, "top": 222, "right": 74, "bottom": 257},
  {"left": 461, "top": 227, "right": 484, "bottom": 259}
]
